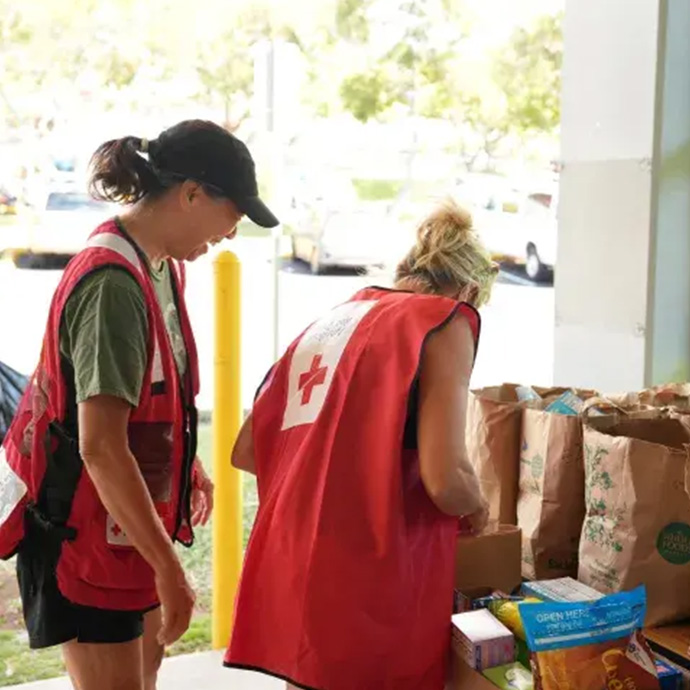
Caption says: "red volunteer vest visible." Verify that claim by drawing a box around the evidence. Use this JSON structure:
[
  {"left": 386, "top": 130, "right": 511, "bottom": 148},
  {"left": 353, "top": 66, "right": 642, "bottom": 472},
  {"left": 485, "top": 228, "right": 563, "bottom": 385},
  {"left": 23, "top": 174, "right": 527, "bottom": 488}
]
[
  {"left": 0, "top": 219, "right": 200, "bottom": 610},
  {"left": 225, "top": 287, "right": 480, "bottom": 690}
]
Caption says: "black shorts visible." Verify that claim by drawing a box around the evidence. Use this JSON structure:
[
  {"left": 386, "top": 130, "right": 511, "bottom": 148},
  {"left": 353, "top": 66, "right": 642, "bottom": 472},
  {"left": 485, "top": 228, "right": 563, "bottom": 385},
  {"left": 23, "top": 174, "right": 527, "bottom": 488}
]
[{"left": 16, "top": 531, "right": 158, "bottom": 649}]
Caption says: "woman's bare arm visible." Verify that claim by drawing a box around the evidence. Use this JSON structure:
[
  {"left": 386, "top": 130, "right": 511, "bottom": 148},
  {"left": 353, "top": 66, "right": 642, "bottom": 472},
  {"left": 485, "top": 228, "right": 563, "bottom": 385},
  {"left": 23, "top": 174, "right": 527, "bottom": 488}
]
[
  {"left": 232, "top": 413, "right": 256, "bottom": 475},
  {"left": 79, "top": 395, "right": 194, "bottom": 643},
  {"left": 417, "top": 313, "right": 486, "bottom": 518}
]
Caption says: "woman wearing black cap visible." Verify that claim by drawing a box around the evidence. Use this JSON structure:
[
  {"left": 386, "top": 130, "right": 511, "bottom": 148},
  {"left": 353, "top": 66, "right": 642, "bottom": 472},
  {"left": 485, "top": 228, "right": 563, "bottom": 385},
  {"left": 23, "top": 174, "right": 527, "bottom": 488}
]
[{"left": 0, "top": 120, "right": 277, "bottom": 690}]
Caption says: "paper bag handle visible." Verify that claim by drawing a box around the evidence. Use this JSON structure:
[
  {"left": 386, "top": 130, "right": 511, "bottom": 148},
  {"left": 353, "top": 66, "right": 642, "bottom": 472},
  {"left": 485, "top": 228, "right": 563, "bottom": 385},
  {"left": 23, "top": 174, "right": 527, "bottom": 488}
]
[{"left": 581, "top": 396, "right": 628, "bottom": 420}]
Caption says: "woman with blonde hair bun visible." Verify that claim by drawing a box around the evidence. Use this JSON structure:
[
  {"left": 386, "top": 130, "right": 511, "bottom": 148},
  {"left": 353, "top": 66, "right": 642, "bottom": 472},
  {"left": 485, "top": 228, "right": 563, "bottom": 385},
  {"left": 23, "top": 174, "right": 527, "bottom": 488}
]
[{"left": 224, "top": 200, "right": 498, "bottom": 690}]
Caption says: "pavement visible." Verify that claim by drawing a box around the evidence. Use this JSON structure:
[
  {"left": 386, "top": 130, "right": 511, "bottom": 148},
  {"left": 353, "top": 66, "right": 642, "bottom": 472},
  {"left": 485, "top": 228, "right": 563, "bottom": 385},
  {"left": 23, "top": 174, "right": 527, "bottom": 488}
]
[
  {"left": 0, "top": 237, "right": 555, "bottom": 413},
  {"left": 11, "top": 651, "right": 283, "bottom": 690}
]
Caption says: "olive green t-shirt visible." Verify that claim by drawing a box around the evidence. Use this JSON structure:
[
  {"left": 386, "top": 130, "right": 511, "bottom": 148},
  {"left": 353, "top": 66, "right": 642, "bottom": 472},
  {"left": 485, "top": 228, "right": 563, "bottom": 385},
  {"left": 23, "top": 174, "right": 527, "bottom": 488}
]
[{"left": 59, "top": 261, "right": 187, "bottom": 407}]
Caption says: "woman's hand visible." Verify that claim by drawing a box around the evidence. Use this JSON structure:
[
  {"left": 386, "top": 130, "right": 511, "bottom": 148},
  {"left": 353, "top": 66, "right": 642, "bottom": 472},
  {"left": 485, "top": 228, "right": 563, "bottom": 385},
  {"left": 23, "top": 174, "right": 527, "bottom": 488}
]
[
  {"left": 191, "top": 457, "right": 214, "bottom": 527},
  {"left": 156, "top": 560, "right": 197, "bottom": 645}
]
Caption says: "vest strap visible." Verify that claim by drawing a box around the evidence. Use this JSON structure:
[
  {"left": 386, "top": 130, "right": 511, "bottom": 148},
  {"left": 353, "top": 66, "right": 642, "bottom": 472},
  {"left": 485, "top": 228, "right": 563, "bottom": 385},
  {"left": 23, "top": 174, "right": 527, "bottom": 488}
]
[{"left": 86, "top": 233, "right": 144, "bottom": 275}]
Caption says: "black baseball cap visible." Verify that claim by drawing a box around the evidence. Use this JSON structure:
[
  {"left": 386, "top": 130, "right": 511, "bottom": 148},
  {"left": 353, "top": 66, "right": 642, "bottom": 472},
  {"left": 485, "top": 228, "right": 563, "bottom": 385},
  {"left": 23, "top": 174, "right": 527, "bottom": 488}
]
[{"left": 149, "top": 120, "right": 279, "bottom": 228}]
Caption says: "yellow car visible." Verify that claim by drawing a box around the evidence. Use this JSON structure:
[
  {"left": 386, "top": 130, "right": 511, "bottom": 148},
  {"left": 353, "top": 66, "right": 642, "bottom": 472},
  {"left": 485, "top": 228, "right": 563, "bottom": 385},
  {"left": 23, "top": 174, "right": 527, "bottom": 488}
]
[{"left": 0, "top": 188, "right": 17, "bottom": 216}]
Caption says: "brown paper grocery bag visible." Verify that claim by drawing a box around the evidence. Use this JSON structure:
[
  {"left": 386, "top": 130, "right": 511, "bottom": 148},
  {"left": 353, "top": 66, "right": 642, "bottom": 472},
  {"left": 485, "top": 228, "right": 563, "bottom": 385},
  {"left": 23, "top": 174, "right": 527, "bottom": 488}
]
[
  {"left": 606, "top": 383, "right": 690, "bottom": 410},
  {"left": 466, "top": 385, "right": 523, "bottom": 525},
  {"left": 455, "top": 523, "right": 522, "bottom": 595},
  {"left": 517, "top": 388, "right": 597, "bottom": 581},
  {"left": 579, "top": 418, "right": 690, "bottom": 626}
]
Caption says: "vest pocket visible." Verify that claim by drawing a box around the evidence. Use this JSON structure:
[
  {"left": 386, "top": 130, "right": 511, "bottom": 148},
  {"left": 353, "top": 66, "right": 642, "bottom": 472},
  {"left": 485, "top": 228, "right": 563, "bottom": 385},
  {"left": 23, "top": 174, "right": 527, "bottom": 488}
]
[{"left": 127, "top": 422, "right": 174, "bottom": 502}]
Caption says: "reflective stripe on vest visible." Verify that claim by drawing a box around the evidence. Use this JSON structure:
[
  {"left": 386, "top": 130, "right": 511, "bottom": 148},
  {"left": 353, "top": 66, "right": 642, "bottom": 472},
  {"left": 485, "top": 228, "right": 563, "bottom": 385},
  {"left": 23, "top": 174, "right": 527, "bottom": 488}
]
[
  {"left": 0, "top": 445, "right": 27, "bottom": 525},
  {"left": 87, "top": 232, "right": 144, "bottom": 274},
  {"left": 85, "top": 232, "right": 164, "bottom": 387}
]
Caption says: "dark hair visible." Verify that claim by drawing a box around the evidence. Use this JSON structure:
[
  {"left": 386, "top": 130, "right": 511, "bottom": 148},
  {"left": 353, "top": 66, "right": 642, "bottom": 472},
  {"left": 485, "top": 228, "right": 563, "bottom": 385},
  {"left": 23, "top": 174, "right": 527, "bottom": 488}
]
[
  {"left": 88, "top": 120, "right": 228, "bottom": 205},
  {"left": 89, "top": 136, "right": 163, "bottom": 204}
]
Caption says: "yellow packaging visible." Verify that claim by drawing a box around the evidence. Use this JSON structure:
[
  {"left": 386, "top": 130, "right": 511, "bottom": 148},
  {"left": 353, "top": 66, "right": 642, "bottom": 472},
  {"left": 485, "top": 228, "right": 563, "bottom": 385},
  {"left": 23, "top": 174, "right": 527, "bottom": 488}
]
[{"left": 489, "top": 598, "right": 541, "bottom": 641}]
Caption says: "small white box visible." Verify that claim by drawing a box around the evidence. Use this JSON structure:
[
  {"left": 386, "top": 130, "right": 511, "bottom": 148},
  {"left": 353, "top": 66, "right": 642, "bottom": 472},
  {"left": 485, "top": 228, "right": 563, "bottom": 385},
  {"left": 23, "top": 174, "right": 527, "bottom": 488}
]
[{"left": 451, "top": 609, "right": 516, "bottom": 671}]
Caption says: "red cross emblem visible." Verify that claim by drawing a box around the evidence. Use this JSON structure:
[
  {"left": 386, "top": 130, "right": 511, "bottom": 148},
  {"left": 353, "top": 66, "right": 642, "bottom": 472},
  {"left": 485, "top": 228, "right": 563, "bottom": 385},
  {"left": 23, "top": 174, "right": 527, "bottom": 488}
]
[
  {"left": 106, "top": 515, "right": 130, "bottom": 546},
  {"left": 298, "top": 354, "right": 328, "bottom": 405}
]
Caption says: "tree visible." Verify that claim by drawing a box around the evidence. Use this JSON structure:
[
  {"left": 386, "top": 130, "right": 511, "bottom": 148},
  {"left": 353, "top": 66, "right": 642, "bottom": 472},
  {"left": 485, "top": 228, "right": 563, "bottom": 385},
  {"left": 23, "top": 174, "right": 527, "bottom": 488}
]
[
  {"left": 336, "top": 0, "right": 470, "bottom": 123},
  {"left": 493, "top": 12, "right": 563, "bottom": 135},
  {"left": 340, "top": 70, "right": 394, "bottom": 123},
  {"left": 0, "top": 8, "right": 33, "bottom": 124},
  {"left": 335, "top": 0, "right": 371, "bottom": 43},
  {"left": 455, "top": 95, "right": 512, "bottom": 171}
]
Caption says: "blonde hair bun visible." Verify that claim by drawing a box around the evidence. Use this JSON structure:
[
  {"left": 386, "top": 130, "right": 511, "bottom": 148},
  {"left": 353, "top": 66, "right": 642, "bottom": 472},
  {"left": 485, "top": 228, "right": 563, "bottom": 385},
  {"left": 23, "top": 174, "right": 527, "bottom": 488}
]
[{"left": 396, "top": 198, "right": 497, "bottom": 307}]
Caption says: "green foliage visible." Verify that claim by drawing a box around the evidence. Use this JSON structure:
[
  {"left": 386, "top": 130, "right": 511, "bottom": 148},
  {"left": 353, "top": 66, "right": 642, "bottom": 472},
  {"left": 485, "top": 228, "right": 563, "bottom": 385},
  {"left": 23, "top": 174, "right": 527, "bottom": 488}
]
[
  {"left": 0, "top": 0, "right": 563, "bottom": 167},
  {"left": 337, "top": 0, "right": 470, "bottom": 123},
  {"left": 0, "top": 632, "right": 65, "bottom": 687},
  {"left": 195, "top": 6, "right": 274, "bottom": 123},
  {"left": 340, "top": 71, "right": 395, "bottom": 123},
  {"left": 352, "top": 178, "right": 404, "bottom": 200},
  {"left": 494, "top": 12, "right": 563, "bottom": 134},
  {"left": 0, "top": 6, "right": 566, "bottom": 227},
  {"left": 336, "top": 0, "right": 371, "bottom": 43},
  {"left": 165, "top": 616, "right": 212, "bottom": 657}
]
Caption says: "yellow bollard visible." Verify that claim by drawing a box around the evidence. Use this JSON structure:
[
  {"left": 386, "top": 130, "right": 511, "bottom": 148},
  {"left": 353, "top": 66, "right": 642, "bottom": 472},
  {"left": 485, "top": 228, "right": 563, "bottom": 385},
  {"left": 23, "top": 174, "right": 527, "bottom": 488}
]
[{"left": 212, "top": 251, "right": 243, "bottom": 650}]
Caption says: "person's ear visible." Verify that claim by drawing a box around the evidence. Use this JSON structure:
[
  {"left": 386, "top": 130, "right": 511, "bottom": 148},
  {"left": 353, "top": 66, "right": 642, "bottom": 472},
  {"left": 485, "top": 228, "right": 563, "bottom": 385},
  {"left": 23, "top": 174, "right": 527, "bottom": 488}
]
[
  {"left": 457, "top": 284, "right": 479, "bottom": 304},
  {"left": 179, "top": 180, "right": 202, "bottom": 210}
]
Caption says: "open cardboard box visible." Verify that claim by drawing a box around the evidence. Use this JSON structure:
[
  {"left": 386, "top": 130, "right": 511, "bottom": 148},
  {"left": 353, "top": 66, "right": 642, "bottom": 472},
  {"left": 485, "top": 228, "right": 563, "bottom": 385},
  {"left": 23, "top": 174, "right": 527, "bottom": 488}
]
[
  {"left": 645, "top": 624, "right": 690, "bottom": 674},
  {"left": 447, "top": 634, "right": 502, "bottom": 690},
  {"left": 455, "top": 524, "right": 522, "bottom": 594},
  {"left": 446, "top": 524, "right": 525, "bottom": 688}
]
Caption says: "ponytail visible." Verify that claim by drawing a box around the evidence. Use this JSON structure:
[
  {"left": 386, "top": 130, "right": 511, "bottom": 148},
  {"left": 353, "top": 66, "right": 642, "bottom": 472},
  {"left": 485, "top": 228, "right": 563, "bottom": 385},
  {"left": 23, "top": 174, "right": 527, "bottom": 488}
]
[{"left": 88, "top": 136, "right": 163, "bottom": 205}]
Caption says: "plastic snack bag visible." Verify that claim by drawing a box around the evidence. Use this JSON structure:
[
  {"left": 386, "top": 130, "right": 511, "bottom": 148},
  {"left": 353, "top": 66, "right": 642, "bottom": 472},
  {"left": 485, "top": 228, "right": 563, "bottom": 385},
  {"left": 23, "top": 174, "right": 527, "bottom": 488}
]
[
  {"left": 489, "top": 597, "right": 541, "bottom": 640},
  {"left": 520, "top": 587, "right": 660, "bottom": 690}
]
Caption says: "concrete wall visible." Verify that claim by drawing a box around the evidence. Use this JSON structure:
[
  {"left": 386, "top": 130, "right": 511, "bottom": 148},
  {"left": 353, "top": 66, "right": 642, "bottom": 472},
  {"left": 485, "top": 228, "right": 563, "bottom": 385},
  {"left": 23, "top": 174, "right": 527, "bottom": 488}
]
[{"left": 556, "top": 0, "right": 690, "bottom": 393}]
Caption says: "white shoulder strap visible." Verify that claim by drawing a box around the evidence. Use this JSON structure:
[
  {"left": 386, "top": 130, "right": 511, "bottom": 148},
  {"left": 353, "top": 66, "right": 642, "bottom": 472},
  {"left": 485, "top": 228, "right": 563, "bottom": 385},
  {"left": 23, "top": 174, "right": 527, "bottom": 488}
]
[
  {"left": 86, "top": 233, "right": 144, "bottom": 276},
  {"left": 85, "top": 232, "right": 164, "bottom": 385}
]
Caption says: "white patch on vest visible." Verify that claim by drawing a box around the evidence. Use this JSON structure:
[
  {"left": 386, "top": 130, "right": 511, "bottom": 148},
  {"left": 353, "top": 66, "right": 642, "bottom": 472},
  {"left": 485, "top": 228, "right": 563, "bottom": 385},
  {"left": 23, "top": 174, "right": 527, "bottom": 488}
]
[
  {"left": 282, "top": 300, "right": 377, "bottom": 431},
  {"left": 87, "top": 233, "right": 166, "bottom": 387},
  {"left": 106, "top": 514, "right": 131, "bottom": 546},
  {"left": 0, "top": 446, "right": 27, "bottom": 526},
  {"left": 151, "top": 336, "right": 164, "bottom": 384},
  {"left": 86, "top": 233, "right": 143, "bottom": 275}
]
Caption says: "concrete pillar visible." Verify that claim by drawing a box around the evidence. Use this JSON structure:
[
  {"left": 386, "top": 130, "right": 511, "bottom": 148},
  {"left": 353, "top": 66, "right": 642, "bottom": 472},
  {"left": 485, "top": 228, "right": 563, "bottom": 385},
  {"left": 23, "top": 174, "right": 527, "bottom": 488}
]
[{"left": 555, "top": 0, "right": 690, "bottom": 393}]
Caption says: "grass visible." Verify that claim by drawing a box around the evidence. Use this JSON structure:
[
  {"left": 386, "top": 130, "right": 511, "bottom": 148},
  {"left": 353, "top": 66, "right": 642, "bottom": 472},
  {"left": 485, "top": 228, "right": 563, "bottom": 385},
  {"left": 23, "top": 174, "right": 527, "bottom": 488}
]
[
  {"left": 0, "top": 422, "right": 259, "bottom": 686},
  {"left": 352, "top": 178, "right": 404, "bottom": 201},
  {"left": 0, "top": 632, "right": 64, "bottom": 687}
]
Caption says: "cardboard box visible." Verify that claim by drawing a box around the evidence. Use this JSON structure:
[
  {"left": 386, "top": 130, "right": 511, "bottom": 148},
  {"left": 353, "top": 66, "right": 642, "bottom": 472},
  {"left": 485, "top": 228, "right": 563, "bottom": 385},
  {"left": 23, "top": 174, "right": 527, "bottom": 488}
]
[
  {"left": 646, "top": 625, "right": 690, "bottom": 672},
  {"left": 448, "top": 638, "right": 506, "bottom": 690},
  {"left": 454, "top": 587, "right": 495, "bottom": 614},
  {"left": 451, "top": 609, "right": 515, "bottom": 671},
  {"left": 521, "top": 577, "right": 603, "bottom": 603},
  {"left": 456, "top": 524, "right": 522, "bottom": 595}
]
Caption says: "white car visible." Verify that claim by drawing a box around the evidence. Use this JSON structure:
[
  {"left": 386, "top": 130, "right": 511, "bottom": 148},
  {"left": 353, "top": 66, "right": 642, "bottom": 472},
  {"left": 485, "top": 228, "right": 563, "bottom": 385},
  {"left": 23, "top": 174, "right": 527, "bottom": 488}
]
[
  {"left": 456, "top": 176, "right": 557, "bottom": 281},
  {"left": 520, "top": 191, "right": 557, "bottom": 281},
  {"left": 291, "top": 206, "right": 390, "bottom": 274},
  {"left": 24, "top": 190, "right": 115, "bottom": 258}
]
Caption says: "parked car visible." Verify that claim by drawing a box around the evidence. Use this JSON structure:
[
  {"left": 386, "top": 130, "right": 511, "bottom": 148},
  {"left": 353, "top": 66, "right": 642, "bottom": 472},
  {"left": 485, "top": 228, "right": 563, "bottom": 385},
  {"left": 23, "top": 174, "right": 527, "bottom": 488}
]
[
  {"left": 521, "top": 190, "right": 557, "bottom": 281},
  {"left": 21, "top": 188, "right": 115, "bottom": 260},
  {"left": 455, "top": 174, "right": 557, "bottom": 281},
  {"left": 291, "top": 206, "right": 391, "bottom": 274},
  {"left": 0, "top": 187, "right": 18, "bottom": 216}
]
